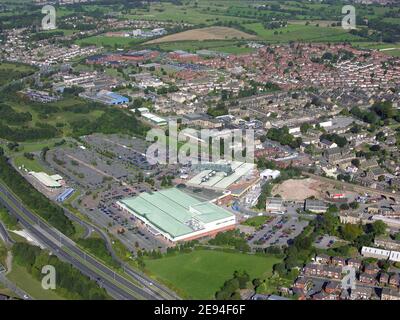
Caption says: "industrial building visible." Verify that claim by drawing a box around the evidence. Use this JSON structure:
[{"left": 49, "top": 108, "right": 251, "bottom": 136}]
[
  {"left": 56, "top": 188, "right": 75, "bottom": 202},
  {"left": 117, "top": 188, "right": 236, "bottom": 242},
  {"left": 304, "top": 199, "right": 328, "bottom": 213},
  {"left": 80, "top": 90, "right": 129, "bottom": 105},
  {"left": 29, "top": 172, "right": 63, "bottom": 188},
  {"left": 187, "top": 161, "right": 257, "bottom": 191},
  {"left": 266, "top": 197, "right": 284, "bottom": 213},
  {"left": 260, "top": 169, "right": 281, "bottom": 180}
]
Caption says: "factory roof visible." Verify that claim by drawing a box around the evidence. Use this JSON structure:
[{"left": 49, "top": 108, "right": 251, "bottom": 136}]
[
  {"left": 119, "top": 188, "right": 234, "bottom": 238},
  {"left": 29, "top": 172, "right": 61, "bottom": 188}
]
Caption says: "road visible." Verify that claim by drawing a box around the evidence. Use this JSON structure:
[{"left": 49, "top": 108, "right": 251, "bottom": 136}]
[
  {"left": 0, "top": 273, "right": 33, "bottom": 300},
  {"left": 0, "top": 182, "right": 163, "bottom": 300},
  {"left": 62, "top": 206, "right": 179, "bottom": 300},
  {"left": 0, "top": 221, "right": 14, "bottom": 245}
]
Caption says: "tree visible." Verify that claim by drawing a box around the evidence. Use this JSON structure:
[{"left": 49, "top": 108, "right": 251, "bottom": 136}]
[
  {"left": 340, "top": 224, "right": 363, "bottom": 242},
  {"left": 349, "top": 202, "right": 359, "bottom": 210},
  {"left": 351, "top": 159, "right": 360, "bottom": 167},
  {"left": 300, "top": 123, "right": 311, "bottom": 134},
  {"left": 370, "top": 220, "right": 387, "bottom": 236}
]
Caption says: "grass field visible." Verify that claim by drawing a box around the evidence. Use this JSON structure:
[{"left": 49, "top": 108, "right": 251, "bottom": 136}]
[
  {"left": 7, "top": 263, "right": 65, "bottom": 300},
  {"left": 0, "top": 62, "right": 36, "bottom": 86},
  {"left": 144, "top": 39, "right": 254, "bottom": 54},
  {"left": 13, "top": 155, "right": 48, "bottom": 173},
  {"left": 6, "top": 96, "right": 104, "bottom": 136},
  {"left": 145, "top": 250, "right": 281, "bottom": 299},
  {"left": 76, "top": 35, "right": 144, "bottom": 49},
  {"left": 244, "top": 22, "right": 363, "bottom": 43},
  {"left": 242, "top": 216, "right": 273, "bottom": 228},
  {"left": 126, "top": 2, "right": 255, "bottom": 26}
]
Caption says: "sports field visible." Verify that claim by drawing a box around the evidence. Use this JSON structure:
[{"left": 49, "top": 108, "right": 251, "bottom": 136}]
[{"left": 145, "top": 249, "right": 281, "bottom": 299}]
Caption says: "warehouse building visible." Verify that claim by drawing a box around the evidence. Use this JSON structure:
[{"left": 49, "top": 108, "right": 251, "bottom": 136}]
[
  {"left": 56, "top": 188, "right": 75, "bottom": 202},
  {"left": 80, "top": 90, "right": 129, "bottom": 105},
  {"left": 29, "top": 172, "right": 63, "bottom": 189},
  {"left": 304, "top": 199, "right": 328, "bottom": 213},
  {"left": 117, "top": 188, "right": 236, "bottom": 242},
  {"left": 266, "top": 197, "right": 284, "bottom": 213},
  {"left": 187, "top": 161, "right": 256, "bottom": 191}
]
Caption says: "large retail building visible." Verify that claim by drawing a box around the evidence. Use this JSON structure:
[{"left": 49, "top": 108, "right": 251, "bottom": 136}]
[{"left": 117, "top": 188, "right": 236, "bottom": 242}]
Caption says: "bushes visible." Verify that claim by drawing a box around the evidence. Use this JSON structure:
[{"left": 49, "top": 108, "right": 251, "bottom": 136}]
[
  {"left": 77, "top": 237, "right": 119, "bottom": 268},
  {"left": 0, "top": 206, "right": 19, "bottom": 230},
  {"left": 266, "top": 126, "right": 302, "bottom": 149},
  {"left": 215, "top": 271, "right": 250, "bottom": 300},
  {"left": 69, "top": 108, "right": 148, "bottom": 138},
  {"left": 0, "top": 151, "right": 75, "bottom": 236},
  {"left": 209, "top": 230, "right": 250, "bottom": 252},
  {"left": 12, "top": 243, "right": 110, "bottom": 300},
  {"left": 0, "top": 122, "right": 59, "bottom": 142}
]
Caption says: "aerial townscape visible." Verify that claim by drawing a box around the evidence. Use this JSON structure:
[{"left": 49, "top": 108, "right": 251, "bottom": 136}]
[{"left": 0, "top": 0, "right": 400, "bottom": 306}]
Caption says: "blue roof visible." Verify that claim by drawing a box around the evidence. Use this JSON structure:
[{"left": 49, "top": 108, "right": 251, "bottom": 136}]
[{"left": 106, "top": 92, "right": 129, "bottom": 101}]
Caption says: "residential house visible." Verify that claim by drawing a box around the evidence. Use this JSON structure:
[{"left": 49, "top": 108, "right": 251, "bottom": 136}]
[
  {"left": 367, "top": 167, "right": 386, "bottom": 181},
  {"left": 350, "top": 287, "right": 373, "bottom": 300},
  {"left": 374, "top": 237, "right": 400, "bottom": 251},
  {"left": 359, "top": 272, "right": 377, "bottom": 285},
  {"left": 347, "top": 258, "right": 362, "bottom": 270},
  {"left": 364, "top": 264, "right": 380, "bottom": 275},
  {"left": 381, "top": 287, "right": 400, "bottom": 300},
  {"left": 324, "top": 281, "right": 342, "bottom": 295},
  {"left": 379, "top": 272, "right": 390, "bottom": 285},
  {"left": 312, "top": 291, "right": 338, "bottom": 300},
  {"left": 294, "top": 277, "right": 314, "bottom": 293},
  {"left": 331, "top": 256, "right": 346, "bottom": 267},
  {"left": 315, "top": 254, "right": 330, "bottom": 265},
  {"left": 389, "top": 274, "right": 400, "bottom": 287}
]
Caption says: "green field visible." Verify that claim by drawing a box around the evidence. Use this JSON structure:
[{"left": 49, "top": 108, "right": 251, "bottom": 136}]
[
  {"left": 144, "top": 39, "right": 254, "bottom": 54},
  {"left": 126, "top": 2, "right": 255, "bottom": 26},
  {"left": 7, "top": 263, "right": 65, "bottom": 300},
  {"left": 0, "top": 62, "right": 36, "bottom": 86},
  {"left": 242, "top": 216, "right": 272, "bottom": 228},
  {"left": 6, "top": 96, "right": 104, "bottom": 136},
  {"left": 76, "top": 35, "right": 144, "bottom": 49},
  {"left": 245, "top": 22, "right": 363, "bottom": 43},
  {"left": 145, "top": 250, "right": 281, "bottom": 299}
]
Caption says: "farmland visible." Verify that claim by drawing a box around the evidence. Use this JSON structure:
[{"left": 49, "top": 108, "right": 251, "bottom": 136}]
[{"left": 145, "top": 26, "right": 256, "bottom": 44}]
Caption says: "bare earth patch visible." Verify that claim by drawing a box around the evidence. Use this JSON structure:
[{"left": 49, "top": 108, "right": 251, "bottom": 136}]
[
  {"left": 272, "top": 178, "right": 330, "bottom": 201},
  {"left": 145, "top": 26, "right": 256, "bottom": 44}
]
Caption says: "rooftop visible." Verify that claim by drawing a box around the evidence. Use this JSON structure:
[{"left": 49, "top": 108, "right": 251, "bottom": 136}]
[{"left": 119, "top": 188, "right": 234, "bottom": 239}]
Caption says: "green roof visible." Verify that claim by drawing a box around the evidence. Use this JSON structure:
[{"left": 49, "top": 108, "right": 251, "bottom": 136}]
[{"left": 120, "top": 188, "right": 234, "bottom": 239}]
